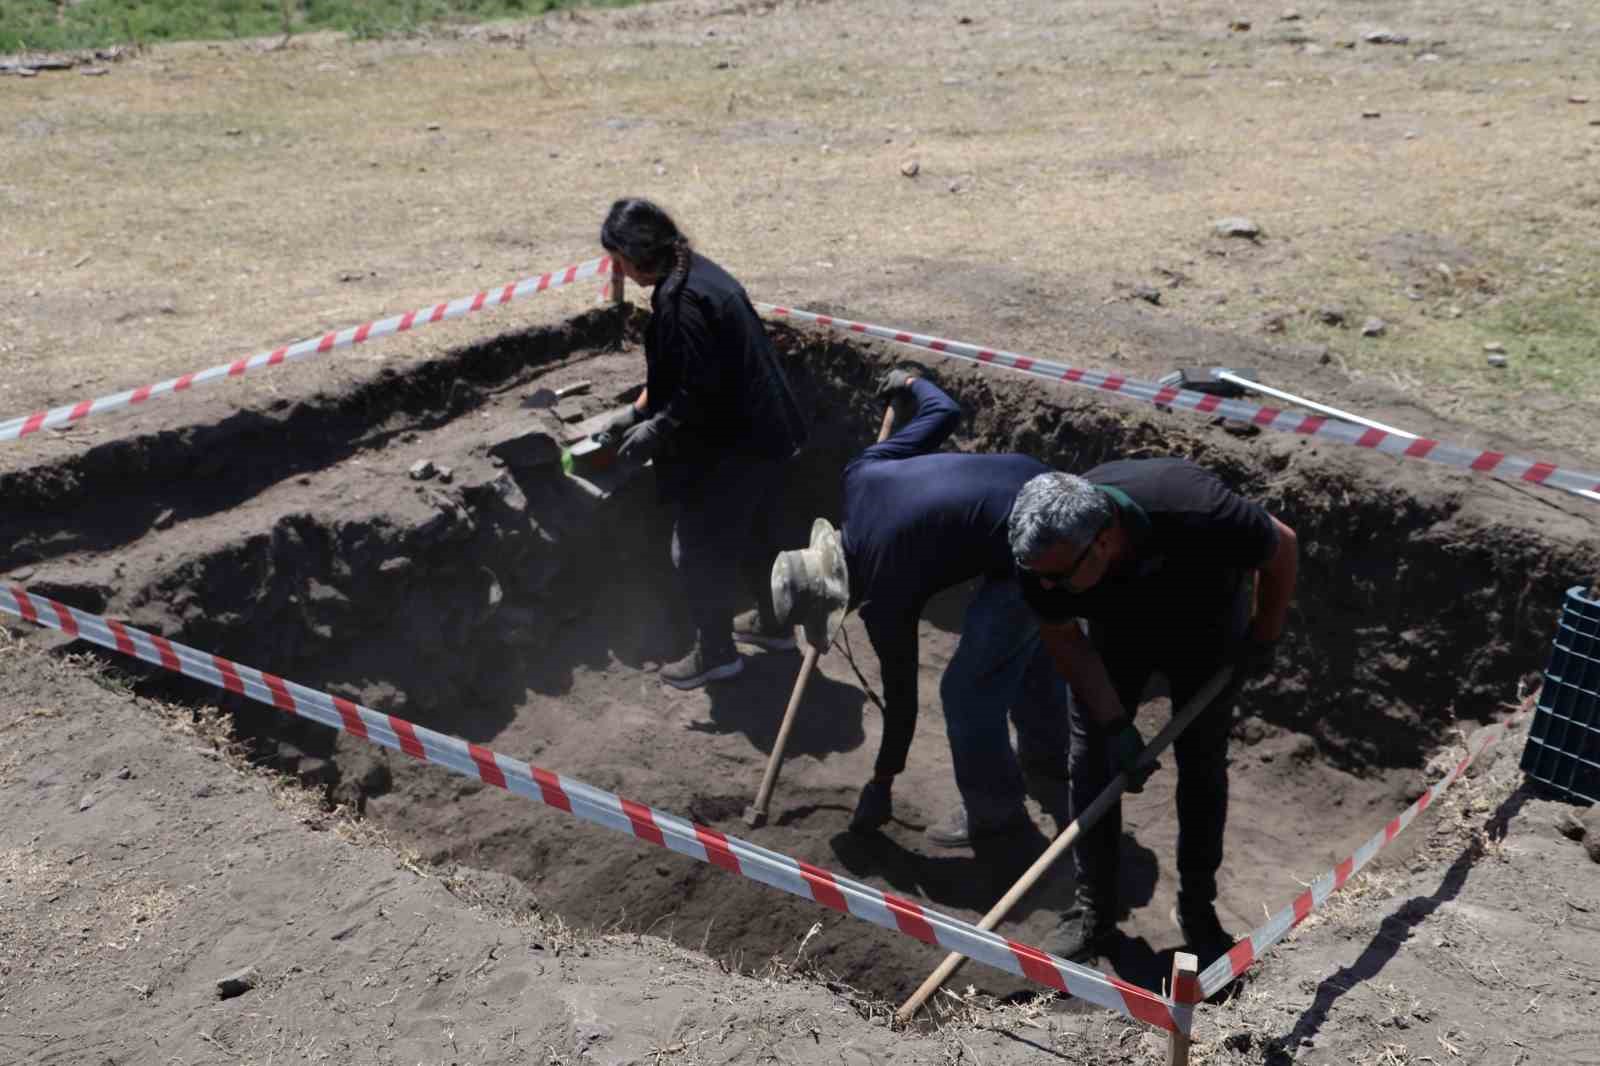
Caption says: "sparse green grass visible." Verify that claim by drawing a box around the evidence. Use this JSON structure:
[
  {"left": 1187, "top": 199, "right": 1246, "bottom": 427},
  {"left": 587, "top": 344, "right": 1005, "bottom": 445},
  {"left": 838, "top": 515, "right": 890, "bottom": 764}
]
[{"left": 0, "top": 0, "right": 649, "bottom": 53}]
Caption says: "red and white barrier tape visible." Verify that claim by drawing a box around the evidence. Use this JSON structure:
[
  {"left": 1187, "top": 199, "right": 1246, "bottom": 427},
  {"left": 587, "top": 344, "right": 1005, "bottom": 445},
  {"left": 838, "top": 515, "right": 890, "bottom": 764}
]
[
  {"left": 0, "top": 584, "right": 1191, "bottom": 1035},
  {"left": 0, "top": 257, "right": 612, "bottom": 444},
  {"left": 754, "top": 302, "right": 1600, "bottom": 503},
  {"left": 1197, "top": 717, "right": 1519, "bottom": 998}
]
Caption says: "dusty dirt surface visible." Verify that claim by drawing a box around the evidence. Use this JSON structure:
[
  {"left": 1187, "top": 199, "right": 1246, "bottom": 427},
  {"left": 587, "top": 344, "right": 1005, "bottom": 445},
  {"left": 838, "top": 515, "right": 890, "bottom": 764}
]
[
  {"left": 5, "top": 0, "right": 1600, "bottom": 1063},
  {"left": 4, "top": 306, "right": 1599, "bottom": 1062}
]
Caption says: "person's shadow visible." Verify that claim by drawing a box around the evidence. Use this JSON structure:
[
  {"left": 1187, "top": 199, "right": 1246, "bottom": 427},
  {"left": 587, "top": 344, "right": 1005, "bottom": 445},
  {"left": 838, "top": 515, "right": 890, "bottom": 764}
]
[
  {"left": 1257, "top": 784, "right": 1533, "bottom": 1062},
  {"left": 827, "top": 825, "right": 1160, "bottom": 927},
  {"left": 692, "top": 647, "right": 867, "bottom": 758}
]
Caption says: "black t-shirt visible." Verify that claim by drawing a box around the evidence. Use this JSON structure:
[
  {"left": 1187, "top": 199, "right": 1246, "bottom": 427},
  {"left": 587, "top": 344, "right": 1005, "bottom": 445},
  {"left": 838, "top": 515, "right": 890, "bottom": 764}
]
[{"left": 1019, "top": 458, "right": 1277, "bottom": 642}]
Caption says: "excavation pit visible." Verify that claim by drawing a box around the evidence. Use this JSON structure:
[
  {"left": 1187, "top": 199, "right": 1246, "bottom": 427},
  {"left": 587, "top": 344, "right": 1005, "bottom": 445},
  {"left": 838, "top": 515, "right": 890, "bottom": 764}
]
[{"left": 5, "top": 306, "right": 1595, "bottom": 1007}]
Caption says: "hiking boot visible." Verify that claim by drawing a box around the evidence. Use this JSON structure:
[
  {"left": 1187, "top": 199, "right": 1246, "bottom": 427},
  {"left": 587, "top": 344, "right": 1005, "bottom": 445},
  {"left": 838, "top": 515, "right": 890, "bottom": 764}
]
[
  {"left": 1047, "top": 896, "right": 1117, "bottom": 964},
  {"left": 732, "top": 608, "right": 797, "bottom": 652},
  {"left": 660, "top": 642, "right": 744, "bottom": 690},
  {"left": 924, "top": 802, "right": 1031, "bottom": 848},
  {"left": 1171, "top": 902, "right": 1237, "bottom": 967},
  {"left": 849, "top": 779, "right": 893, "bottom": 834}
]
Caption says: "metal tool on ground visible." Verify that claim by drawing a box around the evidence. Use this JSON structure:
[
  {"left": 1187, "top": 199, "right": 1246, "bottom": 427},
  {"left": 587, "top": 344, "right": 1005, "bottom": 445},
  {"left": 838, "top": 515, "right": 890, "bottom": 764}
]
[
  {"left": 525, "top": 379, "right": 594, "bottom": 409},
  {"left": 1159, "top": 367, "right": 1417, "bottom": 439},
  {"left": 745, "top": 518, "right": 851, "bottom": 828},
  {"left": 895, "top": 666, "right": 1234, "bottom": 1023}
]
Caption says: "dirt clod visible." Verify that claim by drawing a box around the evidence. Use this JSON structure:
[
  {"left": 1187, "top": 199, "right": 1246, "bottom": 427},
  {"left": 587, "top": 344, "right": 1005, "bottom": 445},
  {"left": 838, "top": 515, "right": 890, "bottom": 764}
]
[
  {"left": 216, "top": 967, "right": 259, "bottom": 999},
  {"left": 1213, "top": 216, "right": 1262, "bottom": 239}
]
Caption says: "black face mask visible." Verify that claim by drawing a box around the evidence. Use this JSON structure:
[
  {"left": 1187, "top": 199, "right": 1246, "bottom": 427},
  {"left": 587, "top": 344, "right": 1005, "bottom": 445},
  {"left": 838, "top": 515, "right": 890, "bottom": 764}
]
[{"left": 1015, "top": 564, "right": 1082, "bottom": 623}]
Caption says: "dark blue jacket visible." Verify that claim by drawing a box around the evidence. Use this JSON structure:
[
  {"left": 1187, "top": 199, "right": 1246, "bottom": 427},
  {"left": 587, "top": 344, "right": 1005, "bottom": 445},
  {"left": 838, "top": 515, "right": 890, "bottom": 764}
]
[{"left": 841, "top": 378, "right": 1050, "bottom": 774}]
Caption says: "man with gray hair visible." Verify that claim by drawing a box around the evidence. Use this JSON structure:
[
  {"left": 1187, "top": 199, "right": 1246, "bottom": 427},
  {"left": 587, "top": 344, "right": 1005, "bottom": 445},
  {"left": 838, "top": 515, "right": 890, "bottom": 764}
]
[{"left": 1009, "top": 461, "right": 1298, "bottom": 967}]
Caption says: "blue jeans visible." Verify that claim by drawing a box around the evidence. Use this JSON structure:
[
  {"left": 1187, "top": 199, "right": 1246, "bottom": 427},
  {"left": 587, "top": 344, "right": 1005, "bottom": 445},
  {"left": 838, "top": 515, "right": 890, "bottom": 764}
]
[{"left": 940, "top": 577, "right": 1073, "bottom": 827}]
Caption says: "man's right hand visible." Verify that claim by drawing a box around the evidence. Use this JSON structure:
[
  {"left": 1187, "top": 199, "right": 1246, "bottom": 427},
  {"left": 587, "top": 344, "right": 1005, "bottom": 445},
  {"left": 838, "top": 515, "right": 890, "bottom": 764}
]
[
  {"left": 594, "top": 404, "right": 642, "bottom": 448},
  {"left": 1107, "top": 715, "right": 1157, "bottom": 793},
  {"left": 876, "top": 369, "right": 918, "bottom": 398}
]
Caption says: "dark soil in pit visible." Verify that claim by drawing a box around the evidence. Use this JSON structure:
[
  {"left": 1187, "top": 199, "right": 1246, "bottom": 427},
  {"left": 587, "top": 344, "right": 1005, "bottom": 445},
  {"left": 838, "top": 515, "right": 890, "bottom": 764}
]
[{"left": 7, "top": 306, "right": 1596, "bottom": 1009}]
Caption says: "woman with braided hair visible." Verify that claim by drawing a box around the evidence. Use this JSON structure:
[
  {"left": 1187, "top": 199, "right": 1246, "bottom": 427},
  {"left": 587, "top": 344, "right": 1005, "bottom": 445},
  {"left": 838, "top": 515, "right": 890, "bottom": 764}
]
[{"left": 597, "top": 198, "right": 809, "bottom": 689}]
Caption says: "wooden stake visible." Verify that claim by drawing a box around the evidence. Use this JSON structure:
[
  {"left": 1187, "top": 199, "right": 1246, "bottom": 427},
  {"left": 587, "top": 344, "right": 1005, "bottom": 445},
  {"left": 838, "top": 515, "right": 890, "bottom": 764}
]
[
  {"left": 743, "top": 645, "right": 822, "bottom": 827},
  {"left": 1167, "top": 951, "right": 1200, "bottom": 1066},
  {"left": 894, "top": 668, "right": 1234, "bottom": 1023}
]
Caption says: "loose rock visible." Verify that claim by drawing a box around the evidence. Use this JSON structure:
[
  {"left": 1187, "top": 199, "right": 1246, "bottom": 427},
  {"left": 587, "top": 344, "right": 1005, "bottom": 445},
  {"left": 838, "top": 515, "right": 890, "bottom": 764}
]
[
  {"left": 1360, "top": 317, "right": 1388, "bottom": 337},
  {"left": 487, "top": 430, "right": 560, "bottom": 471},
  {"left": 408, "top": 459, "right": 437, "bottom": 481},
  {"left": 1484, "top": 341, "right": 1506, "bottom": 354},
  {"left": 153, "top": 508, "right": 176, "bottom": 531},
  {"left": 1317, "top": 306, "right": 1347, "bottom": 327},
  {"left": 1363, "top": 30, "right": 1410, "bottom": 45},
  {"left": 1487, "top": 353, "right": 1508, "bottom": 368},
  {"left": 900, "top": 159, "right": 920, "bottom": 178},
  {"left": 1556, "top": 809, "right": 1587, "bottom": 842},
  {"left": 1213, "top": 216, "right": 1262, "bottom": 239}
]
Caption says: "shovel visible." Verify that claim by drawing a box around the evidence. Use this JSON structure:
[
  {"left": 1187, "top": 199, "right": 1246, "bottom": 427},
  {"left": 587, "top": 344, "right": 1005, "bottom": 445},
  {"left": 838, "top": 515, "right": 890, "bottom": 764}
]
[
  {"left": 1159, "top": 367, "right": 1416, "bottom": 438},
  {"left": 743, "top": 644, "right": 823, "bottom": 828},
  {"left": 894, "top": 667, "right": 1234, "bottom": 1023}
]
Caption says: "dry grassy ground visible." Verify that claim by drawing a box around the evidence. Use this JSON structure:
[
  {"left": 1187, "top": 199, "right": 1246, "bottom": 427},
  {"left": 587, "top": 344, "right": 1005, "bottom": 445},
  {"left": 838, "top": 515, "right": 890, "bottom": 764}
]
[{"left": 3, "top": 0, "right": 1598, "bottom": 475}]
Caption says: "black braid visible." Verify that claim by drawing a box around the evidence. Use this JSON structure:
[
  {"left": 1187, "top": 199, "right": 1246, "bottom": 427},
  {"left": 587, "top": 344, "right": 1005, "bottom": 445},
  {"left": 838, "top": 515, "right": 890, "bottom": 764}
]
[
  {"left": 600, "top": 198, "right": 691, "bottom": 288},
  {"left": 660, "top": 235, "right": 692, "bottom": 301}
]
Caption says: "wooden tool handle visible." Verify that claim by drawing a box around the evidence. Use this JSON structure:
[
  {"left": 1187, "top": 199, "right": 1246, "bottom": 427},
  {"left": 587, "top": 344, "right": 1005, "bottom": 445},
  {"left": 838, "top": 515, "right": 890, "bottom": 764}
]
[
  {"left": 894, "top": 667, "right": 1234, "bottom": 1023},
  {"left": 748, "top": 646, "right": 822, "bottom": 821}
]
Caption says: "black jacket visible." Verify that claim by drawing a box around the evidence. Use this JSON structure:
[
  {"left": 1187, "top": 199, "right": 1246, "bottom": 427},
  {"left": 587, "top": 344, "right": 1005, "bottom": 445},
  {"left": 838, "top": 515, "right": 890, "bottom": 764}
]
[{"left": 644, "top": 253, "right": 807, "bottom": 497}]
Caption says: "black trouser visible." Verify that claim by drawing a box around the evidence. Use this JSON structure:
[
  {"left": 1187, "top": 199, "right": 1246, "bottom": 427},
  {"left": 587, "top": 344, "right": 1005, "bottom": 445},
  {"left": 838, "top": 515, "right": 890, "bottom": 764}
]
[
  {"left": 669, "top": 455, "right": 783, "bottom": 657},
  {"left": 1067, "top": 581, "right": 1249, "bottom": 912}
]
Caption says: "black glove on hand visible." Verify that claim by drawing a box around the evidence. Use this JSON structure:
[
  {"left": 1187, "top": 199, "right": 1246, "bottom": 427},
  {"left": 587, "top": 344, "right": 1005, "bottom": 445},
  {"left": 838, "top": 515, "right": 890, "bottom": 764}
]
[
  {"left": 1233, "top": 634, "right": 1279, "bottom": 682},
  {"left": 617, "top": 415, "right": 668, "bottom": 464},
  {"left": 876, "top": 368, "right": 917, "bottom": 398},
  {"left": 1107, "top": 715, "right": 1156, "bottom": 794},
  {"left": 594, "top": 404, "right": 643, "bottom": 448}
]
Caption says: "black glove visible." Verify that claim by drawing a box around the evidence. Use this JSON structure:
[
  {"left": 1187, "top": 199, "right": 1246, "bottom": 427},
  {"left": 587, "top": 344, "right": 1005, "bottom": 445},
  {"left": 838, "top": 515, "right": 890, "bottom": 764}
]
[
  {"left": 1232, "top": 634, "right": 1279, "bottom": 682},
  {"left": 594, "top": 404, "right": 643, "bottom": 448},
  {"left": 1107, "top": 715, "right": 1157, "bottom": 794},
  {"left": 617, "top": 415, "right": 668, "bottom": 464},
  {"left": 876, "top": 369, "right": 918, "bottom": 398}
]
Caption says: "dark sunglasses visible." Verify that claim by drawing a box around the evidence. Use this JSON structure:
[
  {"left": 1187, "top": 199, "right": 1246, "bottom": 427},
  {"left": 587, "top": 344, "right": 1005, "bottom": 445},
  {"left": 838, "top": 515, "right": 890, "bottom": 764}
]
[{"left": 1017, "top": 518, "right": 1110, "bottom": 590}]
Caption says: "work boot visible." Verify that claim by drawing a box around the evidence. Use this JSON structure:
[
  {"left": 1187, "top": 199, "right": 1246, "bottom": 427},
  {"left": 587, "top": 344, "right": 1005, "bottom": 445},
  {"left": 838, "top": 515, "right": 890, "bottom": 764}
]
[
  {"left": 660, "top": 640, "right": 743, "bottom": 690},
  {"left": 1171, "top": 901, "right": 1237, "bottom": 968},
  {"left": 732, "top": 608, "right": 797, "bottom": 652},
  {"left": 924, "top": 802, "right": 1031, "bottom": 848},
  {"left": 1047, "top": 894, "right": 1117, "bottom": 964},
  {"left": 849, "top": 778, "right": 893, "bottom": 833}
]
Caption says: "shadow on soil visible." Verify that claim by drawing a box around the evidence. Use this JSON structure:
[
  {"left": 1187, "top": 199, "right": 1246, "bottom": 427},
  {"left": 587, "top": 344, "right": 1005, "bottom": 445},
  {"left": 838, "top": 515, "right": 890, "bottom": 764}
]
[{"left": 1263, "top": 784, "right": 1533, "bottom": 1063}]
